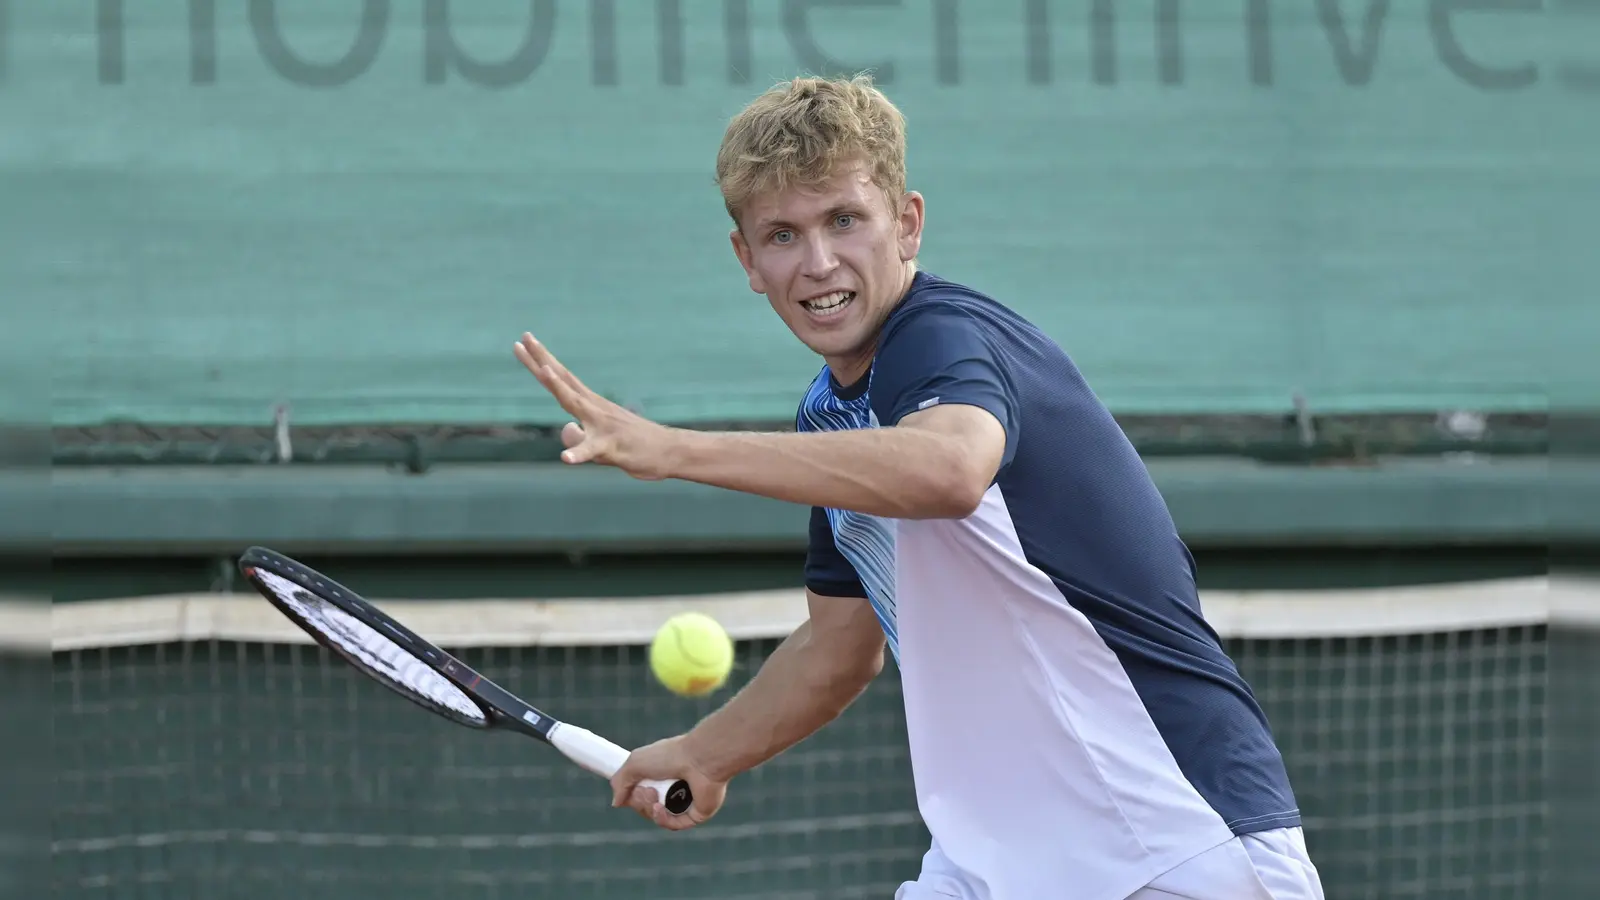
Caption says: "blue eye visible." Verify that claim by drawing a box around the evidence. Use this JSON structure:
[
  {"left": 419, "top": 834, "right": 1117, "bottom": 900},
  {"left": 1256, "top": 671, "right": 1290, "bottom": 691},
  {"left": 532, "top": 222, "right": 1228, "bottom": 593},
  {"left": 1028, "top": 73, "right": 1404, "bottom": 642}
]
[
  {"left": 835, "top": 215, "right": 854, "bottom": 228},
  {"left": 773, "top": 230, "right": 793, "bottom": 244}
]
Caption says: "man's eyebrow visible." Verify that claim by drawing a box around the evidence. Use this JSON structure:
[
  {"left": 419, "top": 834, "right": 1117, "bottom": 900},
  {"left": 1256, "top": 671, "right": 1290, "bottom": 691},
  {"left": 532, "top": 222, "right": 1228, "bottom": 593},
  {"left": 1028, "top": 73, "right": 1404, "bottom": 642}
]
[{"left": 754, "top": 204, "right": 863, "bottom": 231}]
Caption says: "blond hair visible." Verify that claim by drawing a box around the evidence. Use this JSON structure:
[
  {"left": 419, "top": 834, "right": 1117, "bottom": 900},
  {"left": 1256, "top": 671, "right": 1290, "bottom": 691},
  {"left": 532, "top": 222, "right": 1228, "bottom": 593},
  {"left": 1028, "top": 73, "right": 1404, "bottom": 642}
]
[{"left": 715, "top": 74, "right": 907, "bottom": 226}]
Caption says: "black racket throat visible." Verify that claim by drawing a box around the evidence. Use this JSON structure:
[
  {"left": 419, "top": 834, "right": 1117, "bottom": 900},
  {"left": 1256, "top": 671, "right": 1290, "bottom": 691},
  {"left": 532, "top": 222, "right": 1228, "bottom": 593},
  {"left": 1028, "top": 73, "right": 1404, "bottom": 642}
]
[{"left": 437, "top": 656, "right": 559, "bottom": 740}]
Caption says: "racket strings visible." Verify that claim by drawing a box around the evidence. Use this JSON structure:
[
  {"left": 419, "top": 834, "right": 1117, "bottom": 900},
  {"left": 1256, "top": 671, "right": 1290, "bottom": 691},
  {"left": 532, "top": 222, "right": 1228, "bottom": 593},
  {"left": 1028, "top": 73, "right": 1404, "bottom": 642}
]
[{"left": 252, "top": 570, "right": 486, "bottom": 724}]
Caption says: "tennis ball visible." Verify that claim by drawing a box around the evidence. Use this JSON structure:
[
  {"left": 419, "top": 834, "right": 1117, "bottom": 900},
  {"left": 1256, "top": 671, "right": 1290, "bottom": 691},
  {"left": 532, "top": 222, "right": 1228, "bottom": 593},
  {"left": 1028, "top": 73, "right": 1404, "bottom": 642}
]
[{"left": 649, "top": 612, "right": 734, "bottom": 698}]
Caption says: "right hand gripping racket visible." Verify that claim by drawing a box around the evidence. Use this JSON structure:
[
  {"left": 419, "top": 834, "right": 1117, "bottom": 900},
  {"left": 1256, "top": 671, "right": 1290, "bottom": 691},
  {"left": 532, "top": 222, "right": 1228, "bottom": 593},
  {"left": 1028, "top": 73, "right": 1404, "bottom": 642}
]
[{"left": 237, "top": 546, "right": 693, "bottom": 816}]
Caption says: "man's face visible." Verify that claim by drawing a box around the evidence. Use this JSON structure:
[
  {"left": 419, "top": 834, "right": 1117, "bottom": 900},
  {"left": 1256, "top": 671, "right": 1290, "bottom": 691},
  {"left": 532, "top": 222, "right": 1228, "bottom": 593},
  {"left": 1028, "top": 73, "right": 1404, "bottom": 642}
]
[{"left": 730, "top": 161, "right": 924, "bottom": 382}]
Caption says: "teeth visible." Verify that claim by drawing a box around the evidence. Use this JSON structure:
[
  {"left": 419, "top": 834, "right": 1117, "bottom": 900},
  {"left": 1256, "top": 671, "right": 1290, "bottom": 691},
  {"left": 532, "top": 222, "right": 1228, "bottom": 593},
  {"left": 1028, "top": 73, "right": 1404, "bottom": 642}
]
[{"left": 802, "top": 291, "right": 854, "bottom": 313}]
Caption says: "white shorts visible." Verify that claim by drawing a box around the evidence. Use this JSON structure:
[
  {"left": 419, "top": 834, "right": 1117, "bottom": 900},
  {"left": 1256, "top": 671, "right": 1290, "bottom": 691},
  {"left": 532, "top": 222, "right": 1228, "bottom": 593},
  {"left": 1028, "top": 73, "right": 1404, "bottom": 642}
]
[
  {"left": 1126, "top": 827, "right": 1325, "bottom": 900},
  {"left": 895, "top": 827, "right": 1325, "bottom": 900}
]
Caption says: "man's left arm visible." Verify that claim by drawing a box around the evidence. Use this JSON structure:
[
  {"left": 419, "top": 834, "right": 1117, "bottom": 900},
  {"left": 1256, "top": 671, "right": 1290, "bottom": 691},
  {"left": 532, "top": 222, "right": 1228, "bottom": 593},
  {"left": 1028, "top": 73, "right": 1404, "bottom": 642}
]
[
  {"left": 516, "top": 307, "right": 1018, "bottom": 519},
  {"left": 662, "top": 307, "right": 1018, "bottom": 520},
  {"left": 664, "top": 404, "right": 1003, "bottom": 519}
]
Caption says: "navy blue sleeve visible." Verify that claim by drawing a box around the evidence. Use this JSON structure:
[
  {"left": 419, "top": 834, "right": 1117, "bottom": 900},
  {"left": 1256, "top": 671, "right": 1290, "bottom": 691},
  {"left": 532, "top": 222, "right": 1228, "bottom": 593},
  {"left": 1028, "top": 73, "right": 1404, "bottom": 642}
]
[
  {"left": 804, "top": 506, "right": 868, "bottom": 598},
  {"left": 869, "top": 303, "right": 1019, "bottom": 469}
]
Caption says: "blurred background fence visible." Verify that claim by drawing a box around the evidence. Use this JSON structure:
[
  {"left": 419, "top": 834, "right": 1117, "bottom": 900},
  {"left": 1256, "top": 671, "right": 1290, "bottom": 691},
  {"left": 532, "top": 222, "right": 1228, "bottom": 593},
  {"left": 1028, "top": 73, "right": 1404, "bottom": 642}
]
[{"left": 8, "top": 1, "right": 1599, "bottom": 898}]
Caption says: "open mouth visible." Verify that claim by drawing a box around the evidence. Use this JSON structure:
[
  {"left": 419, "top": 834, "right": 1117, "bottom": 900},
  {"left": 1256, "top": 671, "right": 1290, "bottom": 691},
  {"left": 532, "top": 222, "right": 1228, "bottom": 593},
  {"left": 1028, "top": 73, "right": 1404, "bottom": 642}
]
[{"left": 801, "top": 291, "right": 855, "bottom": 318}]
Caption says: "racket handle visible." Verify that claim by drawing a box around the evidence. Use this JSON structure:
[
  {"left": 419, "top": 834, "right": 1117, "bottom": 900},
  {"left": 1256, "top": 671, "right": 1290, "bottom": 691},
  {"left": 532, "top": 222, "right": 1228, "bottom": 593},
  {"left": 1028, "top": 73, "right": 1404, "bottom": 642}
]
[{"left": 547, "top": 723, "right": 695, "bottom": 816}]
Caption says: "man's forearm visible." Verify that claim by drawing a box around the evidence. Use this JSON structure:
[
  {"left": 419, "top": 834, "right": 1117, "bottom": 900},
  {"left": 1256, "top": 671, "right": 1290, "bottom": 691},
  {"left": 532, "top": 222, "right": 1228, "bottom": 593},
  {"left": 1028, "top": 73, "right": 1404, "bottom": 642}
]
[
  {"left": 682, "top": 620, "right": 880, "bottom": 783},
  {"left": 663, "top": 426, "right": 979, "bottom": 520}
]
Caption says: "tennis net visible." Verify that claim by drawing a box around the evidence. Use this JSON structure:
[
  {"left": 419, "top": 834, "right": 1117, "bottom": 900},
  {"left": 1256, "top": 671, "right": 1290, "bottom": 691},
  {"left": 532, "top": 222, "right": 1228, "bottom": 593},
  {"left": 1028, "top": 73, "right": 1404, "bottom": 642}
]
[{"left": 51, "top": 577, "right": 1571, "bottom": 900}]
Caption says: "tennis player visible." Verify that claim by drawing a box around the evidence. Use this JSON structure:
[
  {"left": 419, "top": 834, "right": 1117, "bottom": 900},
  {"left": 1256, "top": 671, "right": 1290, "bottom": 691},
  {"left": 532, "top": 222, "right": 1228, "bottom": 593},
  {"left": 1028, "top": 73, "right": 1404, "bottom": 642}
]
[{"left": 515, "top": 75, "right": 1325, "bottom": 900}]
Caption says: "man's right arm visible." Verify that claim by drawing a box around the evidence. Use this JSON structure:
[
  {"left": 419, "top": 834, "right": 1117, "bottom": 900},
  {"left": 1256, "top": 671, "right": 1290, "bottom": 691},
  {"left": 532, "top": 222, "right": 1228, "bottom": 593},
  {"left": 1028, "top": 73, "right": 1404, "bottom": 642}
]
[
  {"left": 609, "top": 503, "right": 882, "bottom": 827},
  {"left": 683, "top": 589, "right": 886, "bottom": 782}
]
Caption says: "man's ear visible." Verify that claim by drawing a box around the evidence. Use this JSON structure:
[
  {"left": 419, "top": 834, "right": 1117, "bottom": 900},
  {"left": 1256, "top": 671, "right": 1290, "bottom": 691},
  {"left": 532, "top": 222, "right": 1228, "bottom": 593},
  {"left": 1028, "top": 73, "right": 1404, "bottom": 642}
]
[
  {"left": 729, "top": 227, "right": 767, "bottom": 294},
  {"left": 897, "top": 191, "right": 925, "bottom": 262}
]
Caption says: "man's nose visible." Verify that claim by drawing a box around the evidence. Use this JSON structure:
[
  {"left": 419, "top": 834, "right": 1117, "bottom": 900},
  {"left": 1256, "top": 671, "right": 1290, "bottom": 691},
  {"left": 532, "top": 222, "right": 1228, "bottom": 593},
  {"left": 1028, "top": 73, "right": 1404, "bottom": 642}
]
[{"left": 799, "top": 235, "right": 839, "bottom": 278}]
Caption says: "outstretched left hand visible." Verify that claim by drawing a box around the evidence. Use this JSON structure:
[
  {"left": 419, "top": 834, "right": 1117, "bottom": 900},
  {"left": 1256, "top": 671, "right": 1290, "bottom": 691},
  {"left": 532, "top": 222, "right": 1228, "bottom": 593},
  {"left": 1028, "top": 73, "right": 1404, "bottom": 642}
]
[{"left": 513, "top": 332, "right": 678, "bottom": 481}]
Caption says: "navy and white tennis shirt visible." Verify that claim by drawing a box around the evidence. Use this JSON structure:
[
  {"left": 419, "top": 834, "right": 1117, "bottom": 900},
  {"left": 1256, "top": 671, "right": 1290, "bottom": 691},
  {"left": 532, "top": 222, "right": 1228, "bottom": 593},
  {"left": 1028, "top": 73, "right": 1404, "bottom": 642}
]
[{"left": 798, "top": 271, "right": 1300, "bottom": 900}]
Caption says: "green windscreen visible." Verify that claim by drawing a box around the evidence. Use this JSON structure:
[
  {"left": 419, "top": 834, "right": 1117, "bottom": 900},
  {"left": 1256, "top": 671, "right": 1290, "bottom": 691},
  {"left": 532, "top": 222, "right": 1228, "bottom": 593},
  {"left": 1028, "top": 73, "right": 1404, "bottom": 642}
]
[
  {"left": 15, "top": 1, "right": 1593, "bottom": 427},
  {"left": 53, "top": 591, "right": 1548, "bottom": 900}
]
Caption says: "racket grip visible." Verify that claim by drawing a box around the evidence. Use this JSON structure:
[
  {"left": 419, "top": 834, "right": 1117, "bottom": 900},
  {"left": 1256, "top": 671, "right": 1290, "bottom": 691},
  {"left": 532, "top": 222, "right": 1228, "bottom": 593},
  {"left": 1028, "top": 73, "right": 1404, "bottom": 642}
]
[{"left": 547, "top": 723, "right": 695, "bottom": 816}]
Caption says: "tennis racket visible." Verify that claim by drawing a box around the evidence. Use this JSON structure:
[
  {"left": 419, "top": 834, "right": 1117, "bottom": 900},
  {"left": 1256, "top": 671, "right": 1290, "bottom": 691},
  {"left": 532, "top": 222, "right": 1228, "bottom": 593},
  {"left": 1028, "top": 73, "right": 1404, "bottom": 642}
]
[{"left": 236, "top": 545, "right": 693, "bottom": 816}]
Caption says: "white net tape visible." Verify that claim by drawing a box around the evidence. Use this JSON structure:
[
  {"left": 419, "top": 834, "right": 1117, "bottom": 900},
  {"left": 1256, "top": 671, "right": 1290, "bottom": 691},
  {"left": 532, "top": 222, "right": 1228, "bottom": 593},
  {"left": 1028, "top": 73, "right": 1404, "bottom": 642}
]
[{"left": 46, "top": 576, "right": 1589, "bottom": 653}]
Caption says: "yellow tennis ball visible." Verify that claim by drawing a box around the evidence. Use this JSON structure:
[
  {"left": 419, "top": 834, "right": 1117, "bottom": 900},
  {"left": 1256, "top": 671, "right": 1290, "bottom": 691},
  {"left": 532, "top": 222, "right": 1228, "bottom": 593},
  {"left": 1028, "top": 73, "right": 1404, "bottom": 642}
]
[{"left": 649, "top": 612, "right": 734, "bottom": 698}]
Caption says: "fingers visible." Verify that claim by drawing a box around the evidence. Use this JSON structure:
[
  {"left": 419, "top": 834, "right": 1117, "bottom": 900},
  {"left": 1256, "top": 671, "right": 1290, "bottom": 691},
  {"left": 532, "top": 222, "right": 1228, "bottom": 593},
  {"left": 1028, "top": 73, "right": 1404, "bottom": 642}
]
[
  {"left": 516, "top": 334, "right": 591, "bottom": 396},
  {"left": 513, "top": 336, "right": 577, "bottom": 402},
  {"left": 558, "top": 421, "right": 600, "bottom": 465},
  {"left": 612, "top": 781, "right": 704, "bottom": 831},
  {"left": 620, "top": 793, "right": 681, "bottom": 829},
  {"left": 511, "top": 338, "right": 546, "bottom": 379},
  {"left": 609, "top": 765, "right": 655, "bottom": 808},
  {"left": 610, "top": 779, "right": 633, "bottom": 810},
  {"left": 561, "top": 444, "right": 600, "bottom": 465},
  {"left": 514, "top": 337, "right": 608, "bottom": 460},
  {"left": 513, "top": 333, "right": 557, "bottom": 377},
  {"left": 626, "top": 786, "right": 660, "bottom": 822},
  {"left": 527, "top": 360, "right": 584, "bottom": 414},
  {"left": 647, "top": 799, "right": 703, "bottom": 831},
  {"left": 560, "top": 422, "right": 585, "bottom": 449}
]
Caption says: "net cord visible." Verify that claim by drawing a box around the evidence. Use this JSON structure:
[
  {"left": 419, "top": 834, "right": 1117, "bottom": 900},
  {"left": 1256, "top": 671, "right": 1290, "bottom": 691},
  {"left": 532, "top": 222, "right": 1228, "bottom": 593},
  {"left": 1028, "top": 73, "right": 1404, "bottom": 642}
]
[{"left": 40, "top": 576, "right": 1596, "bottom": 653}]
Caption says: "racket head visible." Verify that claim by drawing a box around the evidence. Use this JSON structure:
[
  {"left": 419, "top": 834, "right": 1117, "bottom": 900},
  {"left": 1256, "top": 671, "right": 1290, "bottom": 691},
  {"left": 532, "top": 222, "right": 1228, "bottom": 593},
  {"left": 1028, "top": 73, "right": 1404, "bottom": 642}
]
[{"left": 237, "top": 546, "right": 492, "bottom": 730}]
